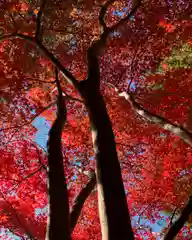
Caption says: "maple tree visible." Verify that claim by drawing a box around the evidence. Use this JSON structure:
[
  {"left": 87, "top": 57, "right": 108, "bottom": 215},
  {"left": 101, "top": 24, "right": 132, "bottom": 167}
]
[{"left": 0, "top": 0, "right": 192, "bottom": 239}]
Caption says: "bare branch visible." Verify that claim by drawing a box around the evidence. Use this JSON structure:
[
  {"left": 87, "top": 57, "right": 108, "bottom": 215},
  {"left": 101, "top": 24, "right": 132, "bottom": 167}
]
[
  {"left": 99, "top": 0, "right": 141, "bottom": 36},
  {"left": 64, "top": 94, "right": 84, "bottom": 103},
  {"left": 116, "top": 89, "right": 192, "bottom": 146},
  {"left": 55, "top": 67, "right": 62, "bottom": 100},
  {"left": 163, "top": 196, "right": 192, "bottom": 240},
  {"left": 35, "top": 0, "right": 47, "bottom": 41}
]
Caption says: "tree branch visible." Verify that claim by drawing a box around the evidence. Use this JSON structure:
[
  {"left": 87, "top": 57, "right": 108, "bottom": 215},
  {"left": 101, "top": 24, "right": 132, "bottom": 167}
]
[
  {"left": 0, "top": 33, "right": 79, "bottom": 88},
  {"left": 93, "top": 0, "right": 141, "bottom": 57},
  {"left": 24, "top": 76, "right": 56, "bottom": 84},
  {"left": 70, "top": 172, "right": 96, "bottom": 233},
  {"left": 35, "top": 0, "right": 47, "bottom": 41},
  {"left": 109, "top": 0, "right": 141, "bottom": 32},
  {"left": 169, "top": 207, "right": 178, "bottom": 227},
  {"left": 163, "top": 196, "right": 192, "bottom": 240},
  {"left": 51, "top": 86, "right": 84, "bottom": 103},
  {"left": 99, "top": 0, "right": 116, "bottom": 32},
  {"left": 116, "top": 90, "right": 192, "bottom": 146}
]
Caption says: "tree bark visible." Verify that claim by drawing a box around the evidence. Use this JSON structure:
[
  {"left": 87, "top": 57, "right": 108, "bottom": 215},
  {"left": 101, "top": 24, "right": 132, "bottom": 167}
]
[
  {"left": 78, "top": 78, "right": 134, "bottom": 239},
  {"left": 46, "top": 69, "right": 70, "bottom": 240},
  {"left": 163, "top": 196, "right": 192, "bottom": 240}
]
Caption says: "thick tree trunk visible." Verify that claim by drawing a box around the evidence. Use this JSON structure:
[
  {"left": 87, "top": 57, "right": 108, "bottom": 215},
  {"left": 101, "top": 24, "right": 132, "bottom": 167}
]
[
  {"left": 46, "top": 69, "right": 70, "bottom": 240},
  {"left": 78, "top": 79, "right": 134, "bottom": 240},
  {"left": 70, "top": 172, "right": 96, "bottom": 233}
]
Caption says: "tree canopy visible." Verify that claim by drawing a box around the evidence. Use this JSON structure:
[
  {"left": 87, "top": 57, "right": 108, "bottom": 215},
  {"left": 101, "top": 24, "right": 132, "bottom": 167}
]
[{"left": 0, "top": 0, "right": 192, "bottom": 239}]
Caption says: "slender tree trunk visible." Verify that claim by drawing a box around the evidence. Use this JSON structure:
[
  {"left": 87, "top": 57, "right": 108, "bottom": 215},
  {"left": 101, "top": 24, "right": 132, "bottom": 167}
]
[
  {"left": 78, "top": 77, "right": 134, "bottom": 239},
  {"left": 164, "top": 196, "right": 192, "bottom": 240},
  {"left": 70, "top": 172, "right": 96, "bottom": 233},
  {"left": 46, "top": 69, "right": 70, "bottom": 240}
]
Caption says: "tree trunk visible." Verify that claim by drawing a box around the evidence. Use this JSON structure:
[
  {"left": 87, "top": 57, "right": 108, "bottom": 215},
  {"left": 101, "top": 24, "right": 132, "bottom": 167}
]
[
  {"left": 78, "top": 80, "right": 134, "bottom": 240},
  {"left": 46, "top": 70, "right": 70, "bottom": 240},
  {"left": 70, "top": 172, "right": 96, "bottom": 233}
]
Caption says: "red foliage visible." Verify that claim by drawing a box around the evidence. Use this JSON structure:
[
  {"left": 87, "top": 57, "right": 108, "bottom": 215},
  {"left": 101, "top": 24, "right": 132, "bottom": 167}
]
[{"left": 0, "top": 0, "right": 192, "bottom": 239}]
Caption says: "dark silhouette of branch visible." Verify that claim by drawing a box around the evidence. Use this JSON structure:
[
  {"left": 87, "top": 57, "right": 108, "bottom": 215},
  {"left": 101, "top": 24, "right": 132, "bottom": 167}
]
[
  {"left": 51, "top": 86, "right": 84, "bottom": 103},
  {"left": 164, "top": 196, "right": 192, "bottom": 240},
  {"left": 7, "top": 228, "right": 26, "bottom": 240},
  {"left": 0, "top": 7, "right": 141, "bottom": 238},
  {"left": 99, "top": 0, "right": 141, "bottom": 35},
  {"left": 94, "top": 0, "right": 141, "bottom": 56},
  {"left": 169, "top": 207, "right": 178, "bottom": 227},
  {"left": 46, "top": 68, "right": 70, "bottom": 240},
  {"left": 0, "top": 33, "right": 79, "bottom": 87},
  {"left": 22, "top": 166, "right": 44, "bottom": 181},
  {"left": 99, "top": 0, "right": 116, "bottom": 32},
  {"left": 35, "top": 0, "right": 47, "bottom": 41},
  {"left": 70, "top": 172, "right": 96, "bottom": 233}
]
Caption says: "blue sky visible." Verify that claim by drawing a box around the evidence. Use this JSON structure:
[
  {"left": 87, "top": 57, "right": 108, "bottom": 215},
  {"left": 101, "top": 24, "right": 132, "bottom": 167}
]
[{"left": 32, "top": 117, "right": 50, "bottom": 150}]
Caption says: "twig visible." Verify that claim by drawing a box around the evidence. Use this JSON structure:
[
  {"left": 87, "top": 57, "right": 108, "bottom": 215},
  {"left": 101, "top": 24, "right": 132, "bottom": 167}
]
[
  {"left": 96, "top": 0, "right": 141, "bottom": 54},
  {"left": 169, "top": 207, "right": 178, "bottom": 227},
  {"left": 24, "top": 76, "right": 56, "bottom": 84}
]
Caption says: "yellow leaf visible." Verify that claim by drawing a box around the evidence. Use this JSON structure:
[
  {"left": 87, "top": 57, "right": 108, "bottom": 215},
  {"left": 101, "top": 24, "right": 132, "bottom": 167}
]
[{"left": 33, "top": 9, "right": 39, "bottom": 15}]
